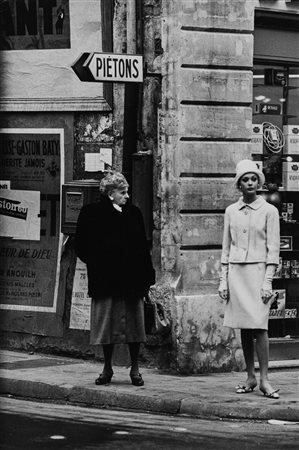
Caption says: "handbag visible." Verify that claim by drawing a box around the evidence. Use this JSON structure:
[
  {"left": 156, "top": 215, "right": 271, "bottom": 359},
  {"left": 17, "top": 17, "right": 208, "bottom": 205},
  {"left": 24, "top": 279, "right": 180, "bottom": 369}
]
[{"left": 144, "top": 291, "right": 171, "bottom": 336}]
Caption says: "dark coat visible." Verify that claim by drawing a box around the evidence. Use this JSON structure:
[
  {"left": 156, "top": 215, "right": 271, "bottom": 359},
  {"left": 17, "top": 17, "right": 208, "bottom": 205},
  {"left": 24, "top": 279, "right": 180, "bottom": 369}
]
[{"left": 74, "top": 196, "right": 155, "bottom": 298}]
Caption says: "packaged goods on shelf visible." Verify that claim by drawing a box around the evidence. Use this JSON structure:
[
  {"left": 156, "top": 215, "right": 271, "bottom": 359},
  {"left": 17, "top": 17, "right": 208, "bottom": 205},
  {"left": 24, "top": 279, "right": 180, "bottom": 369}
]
[
  {"left": 283, "top": 125, "right": 299, "bottom": 155},
  {"left": 281, "top": 260, "right": 291, "bottom": 278},
  {"left": 291, "top": 260, "right": 299, "bottom": 278},
  {"left": 274, "top": 257, "right": 283, "bottom": 278},
  {"left": 251, "top": 124, "right": 263, "bottom": 154},
  {"left": 287, "top": 203, "right": 294, "bottom": 221},
  {"left": 255, "top": 160, "right": 263, "bottom": 173},
  {"left": 282, "top": 203, "right": 288, "bottom": 222},
  {"left": 282, "top": 162, "right": 299, "bottom": 191},
  {"left": 281, "top": 203, "right": 295, "bottom": 222}
]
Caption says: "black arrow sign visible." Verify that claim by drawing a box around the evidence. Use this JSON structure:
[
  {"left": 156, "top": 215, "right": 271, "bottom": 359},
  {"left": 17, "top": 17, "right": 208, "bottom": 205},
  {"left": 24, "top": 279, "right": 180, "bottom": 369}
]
[{"left": 71, "top": 52, "right": 95, "bottom": 82}]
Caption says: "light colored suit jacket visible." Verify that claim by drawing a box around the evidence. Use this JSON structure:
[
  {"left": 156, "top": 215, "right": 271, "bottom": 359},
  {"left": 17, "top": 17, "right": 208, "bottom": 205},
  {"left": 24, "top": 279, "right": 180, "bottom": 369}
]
[{"left": 221, "top": 196, "right": 280, "bottom": 265}]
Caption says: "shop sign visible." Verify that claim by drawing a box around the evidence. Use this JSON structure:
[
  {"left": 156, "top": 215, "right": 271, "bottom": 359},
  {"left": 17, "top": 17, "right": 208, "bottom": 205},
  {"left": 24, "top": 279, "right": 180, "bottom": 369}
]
[
  {"left": 0, "top": 128, "right": 64, "bottom": 312},
  {"left": 259, "top": 104, "right": 281, "bottom": 115},
  {"left": 72, "top": 52, "right": 143, "bottom": 83}
]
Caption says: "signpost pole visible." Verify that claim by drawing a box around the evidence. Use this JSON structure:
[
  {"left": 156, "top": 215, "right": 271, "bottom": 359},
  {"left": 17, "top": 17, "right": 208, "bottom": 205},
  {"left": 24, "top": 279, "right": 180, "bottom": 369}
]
[{"left": 122, "top": 0, "right": 139, "bottom": 186}]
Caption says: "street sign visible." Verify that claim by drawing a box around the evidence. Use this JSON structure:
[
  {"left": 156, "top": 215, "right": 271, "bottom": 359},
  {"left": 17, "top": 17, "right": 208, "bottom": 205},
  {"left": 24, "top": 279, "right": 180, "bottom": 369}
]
[
  {"left": 259, "top": 104, "right": 281, "bottom": 115},
  {"left": 72, "top": 52, "right": 143, "bottom": 83}
]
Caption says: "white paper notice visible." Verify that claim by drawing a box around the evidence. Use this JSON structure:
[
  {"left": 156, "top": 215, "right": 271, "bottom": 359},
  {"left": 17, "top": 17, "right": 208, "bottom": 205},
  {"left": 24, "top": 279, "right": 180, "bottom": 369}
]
[
  {"left": 0, "top": 189, "right": 40, "bottom": 240},
  {"left": 85, "top": 153, "right": 105, "bottom": 172},
  {"left": 100, "top": 148, "right": 112, "bottom": 166},
  {"left": 69, "top": 258, "right": 91, "bottom": 330}
]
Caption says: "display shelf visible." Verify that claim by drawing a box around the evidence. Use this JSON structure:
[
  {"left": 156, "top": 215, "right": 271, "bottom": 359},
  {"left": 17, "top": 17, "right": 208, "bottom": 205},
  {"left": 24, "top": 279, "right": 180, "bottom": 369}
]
[
  {"left": 273, "top": 278, "right": 299, "bottom": 282},
  {"left": 268, "top": 190, "right": 299, "bottom": 338}
]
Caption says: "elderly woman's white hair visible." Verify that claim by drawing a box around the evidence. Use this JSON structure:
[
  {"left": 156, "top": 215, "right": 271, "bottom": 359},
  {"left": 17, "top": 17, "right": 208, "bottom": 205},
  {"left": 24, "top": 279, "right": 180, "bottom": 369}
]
[{"left": 99, "top": 171, "right": 129, "bottom": 196}]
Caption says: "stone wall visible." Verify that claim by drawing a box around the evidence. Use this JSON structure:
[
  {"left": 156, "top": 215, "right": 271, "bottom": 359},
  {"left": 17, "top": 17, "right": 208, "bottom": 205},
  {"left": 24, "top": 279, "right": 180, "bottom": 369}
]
[{"left": 159, "top": 0, "right": 254, "bottom": 372}]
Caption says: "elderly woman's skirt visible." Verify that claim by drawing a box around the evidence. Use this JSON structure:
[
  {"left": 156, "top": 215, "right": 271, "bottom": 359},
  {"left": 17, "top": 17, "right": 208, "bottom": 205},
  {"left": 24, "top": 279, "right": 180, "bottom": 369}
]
[
  {"left": 223, "top": 263, "right": 271, "bottom": 330},
  {"left": 90, "top": 296, "right": 146, "bottom": 345}
]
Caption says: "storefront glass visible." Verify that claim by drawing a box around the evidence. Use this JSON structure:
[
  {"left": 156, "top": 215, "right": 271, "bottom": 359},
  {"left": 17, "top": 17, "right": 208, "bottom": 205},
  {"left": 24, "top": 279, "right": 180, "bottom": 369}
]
[{"left": 252, "top": 64, "right": 299, "bottom": 340}]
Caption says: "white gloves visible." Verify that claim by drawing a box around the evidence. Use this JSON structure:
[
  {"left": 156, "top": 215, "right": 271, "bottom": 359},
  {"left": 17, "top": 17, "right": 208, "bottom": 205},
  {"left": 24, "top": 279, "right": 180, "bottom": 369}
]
[
  {"left": 218, "top": 263, "right": 277, "bottom": 304},
  {"left": 262, "top": 264, "right": 276, "bottom": 291},
  {"left": 261, "top": 264, "right": 276, "bottom": 304}
]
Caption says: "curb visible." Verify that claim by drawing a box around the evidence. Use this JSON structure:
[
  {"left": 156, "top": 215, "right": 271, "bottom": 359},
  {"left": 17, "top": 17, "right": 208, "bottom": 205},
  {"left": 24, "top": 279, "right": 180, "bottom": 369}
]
[
  {"left": 0, "top": 377, "right": 180, "bottom": 415},
  {"left": 180, "top": 398, "right": 299, "bottom": 422},
  {"left": 1, "top": 377, "right": 299, "bottom": 421}
]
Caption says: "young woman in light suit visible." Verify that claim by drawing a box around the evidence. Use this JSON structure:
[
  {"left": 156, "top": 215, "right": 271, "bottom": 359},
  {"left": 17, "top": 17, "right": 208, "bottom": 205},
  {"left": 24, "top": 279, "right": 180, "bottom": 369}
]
[{"left": 219, "top": 160, "right": 280, "bottom": 399}]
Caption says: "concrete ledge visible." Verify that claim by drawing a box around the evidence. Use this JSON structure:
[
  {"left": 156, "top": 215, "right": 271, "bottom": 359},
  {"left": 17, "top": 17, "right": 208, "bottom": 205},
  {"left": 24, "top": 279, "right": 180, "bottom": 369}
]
[{"left": 266, "top": 360, "right": 299, "bottom": 370}]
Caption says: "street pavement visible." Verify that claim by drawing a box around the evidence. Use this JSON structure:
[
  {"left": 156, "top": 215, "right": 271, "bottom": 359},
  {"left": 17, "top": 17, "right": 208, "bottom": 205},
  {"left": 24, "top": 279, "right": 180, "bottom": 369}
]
[{"left": 0, "top": 349, "right": 298, "bottom": 422}]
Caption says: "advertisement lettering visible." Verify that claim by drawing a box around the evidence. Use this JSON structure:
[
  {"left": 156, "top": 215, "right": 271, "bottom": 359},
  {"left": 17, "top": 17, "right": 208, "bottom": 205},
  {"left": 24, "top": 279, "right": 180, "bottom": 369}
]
[
  {"left": 0, "top": 129, "right": 64, "bottom": 312},
  {"left": 0, "top": 0, "right": 70, "bottom": 50},
  {"left": 0, "top": 197, "right": 28, "bottom": 220}
]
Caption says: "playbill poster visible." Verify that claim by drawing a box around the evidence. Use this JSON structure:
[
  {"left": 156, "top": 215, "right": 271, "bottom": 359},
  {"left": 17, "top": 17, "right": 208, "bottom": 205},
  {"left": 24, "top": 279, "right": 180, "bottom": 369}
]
[
  {"left": 0, "top": 129, "right": 64, "bottom": 312},
  {"left": 69, "top": 258, "right": 91, "bottom": 330},
  {"left": 0, "top": 0, "right": 70, "bottom": 50}
]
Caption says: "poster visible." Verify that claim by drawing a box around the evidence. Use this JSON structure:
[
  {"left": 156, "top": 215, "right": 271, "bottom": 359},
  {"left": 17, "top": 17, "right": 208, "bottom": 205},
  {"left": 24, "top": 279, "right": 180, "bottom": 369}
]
[
  {"left": 0, "top": 0, "right": 106, "bottom": 105},
  {"left": 0, "top": 0, "right": 70, "bottom": 50},
  {"left": 69, "top": 259, "right": 91, "bottom": 330},
  {"left": 0, "top": 128, "right": 64, "bottom": 312},
  {"left": 0, "top": 181, "right": 10, "bottom": 189},
  {"left": 0, "top": 189, "right": 40, "bottom": 240},
  {"left": 269, "top": 290, "right": 286, "bottom": 320}
]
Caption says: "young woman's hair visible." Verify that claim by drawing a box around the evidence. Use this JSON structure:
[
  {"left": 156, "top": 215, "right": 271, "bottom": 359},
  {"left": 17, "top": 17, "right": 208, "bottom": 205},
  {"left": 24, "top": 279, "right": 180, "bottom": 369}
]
[{"left": 99, "top": 171, "right": 129, "bottom": 195}]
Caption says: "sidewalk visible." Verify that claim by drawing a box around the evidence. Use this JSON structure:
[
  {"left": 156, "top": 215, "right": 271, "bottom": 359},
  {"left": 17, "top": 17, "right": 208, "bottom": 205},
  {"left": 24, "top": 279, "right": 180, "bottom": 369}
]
[{"left": 0, "top": 349, "right": 298, "bottom": 421}]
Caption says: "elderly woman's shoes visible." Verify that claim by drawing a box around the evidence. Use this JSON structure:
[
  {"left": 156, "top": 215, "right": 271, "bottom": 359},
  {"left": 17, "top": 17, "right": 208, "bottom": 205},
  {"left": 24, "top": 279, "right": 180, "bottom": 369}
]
[
  {"left": 95, "top": 370, "right": 113, "bottom": 385},
  {"left": 130, "top": 372, "right": 144, "bottom": 386},
  {"left": 95, "top": 370, "right": 144, "bottom": 386}
]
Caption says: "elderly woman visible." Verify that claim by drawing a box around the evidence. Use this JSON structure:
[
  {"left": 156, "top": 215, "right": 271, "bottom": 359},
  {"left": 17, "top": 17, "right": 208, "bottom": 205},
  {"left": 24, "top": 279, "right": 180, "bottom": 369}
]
[
  {"left": 219, "top": 160, "right": 280, "bottom": 399},
  {"left": 75, "top": 171, "right": 155, "bottom": 386}
]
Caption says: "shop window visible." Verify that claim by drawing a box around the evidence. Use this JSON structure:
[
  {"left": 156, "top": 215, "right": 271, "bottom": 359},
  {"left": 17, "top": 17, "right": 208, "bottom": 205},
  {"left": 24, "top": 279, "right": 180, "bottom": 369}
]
[
  {"left": 252, "top": 65, "right": 299, "bottom": 186},
  {"left": 253, "top": 40, "right": 299, "bottom": 339}
]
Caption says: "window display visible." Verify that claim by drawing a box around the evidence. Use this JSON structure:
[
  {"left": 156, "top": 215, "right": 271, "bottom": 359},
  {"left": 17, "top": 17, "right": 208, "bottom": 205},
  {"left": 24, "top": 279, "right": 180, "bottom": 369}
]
[{"left": 252, "top": 64, "right": 299, "bottom": 339}]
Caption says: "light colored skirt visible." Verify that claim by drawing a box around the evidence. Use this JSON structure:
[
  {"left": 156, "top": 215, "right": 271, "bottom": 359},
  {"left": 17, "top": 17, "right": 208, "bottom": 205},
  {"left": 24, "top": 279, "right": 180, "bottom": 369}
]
[
  {"left": 223, "top": 263, "right": 270, "bottom": 330},
  {"left": 90, "top": 295, "right": 146, "bottom": 345}
]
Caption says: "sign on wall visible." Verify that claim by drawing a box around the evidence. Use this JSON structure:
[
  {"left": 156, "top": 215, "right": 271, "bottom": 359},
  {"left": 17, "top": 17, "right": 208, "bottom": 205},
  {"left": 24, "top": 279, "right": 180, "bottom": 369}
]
[
  {"left": 0, "top": 0, "right": 70, "bottom": 50},
  {"left": 69, "top": 258, "right": 91, "bottom": 330},
  {"left": 259, "top": 104, "right": 281, "bottom": 115},
  {"left": 72, "top": 52, "right": 143, "bottom": 83},
  {"left": 0, "top": 189, "right": 40, "bottom": 240},
  {"left": 0, "top": 128, "right": 64, "bottom": 312},
  {"left": 0, "top": 0, "right": 112, "bottom": 109}
]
